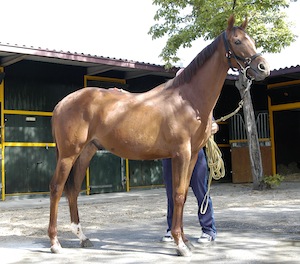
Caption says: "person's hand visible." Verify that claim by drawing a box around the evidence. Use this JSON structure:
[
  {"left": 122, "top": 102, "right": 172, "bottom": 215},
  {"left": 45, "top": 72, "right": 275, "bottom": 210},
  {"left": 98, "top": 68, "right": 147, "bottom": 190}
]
[{"left": 211, "top": 121, "right": 219, "bottom": 135}]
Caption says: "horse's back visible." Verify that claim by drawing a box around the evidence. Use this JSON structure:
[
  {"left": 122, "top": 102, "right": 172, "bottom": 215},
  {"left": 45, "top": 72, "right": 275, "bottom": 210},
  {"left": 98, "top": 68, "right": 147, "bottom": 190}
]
[
  {"left": 54, "top": 87, "right": 110, "bottom": 113},
  {"left": 51, "top": 85, "right": 205, "bottom": 160}
]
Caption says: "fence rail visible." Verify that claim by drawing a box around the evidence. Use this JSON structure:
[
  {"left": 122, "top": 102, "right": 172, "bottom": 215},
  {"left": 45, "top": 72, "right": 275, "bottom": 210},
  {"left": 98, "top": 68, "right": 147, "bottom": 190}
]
[{"left": 230, "top": 113, "right": 270, "bottom": 141}]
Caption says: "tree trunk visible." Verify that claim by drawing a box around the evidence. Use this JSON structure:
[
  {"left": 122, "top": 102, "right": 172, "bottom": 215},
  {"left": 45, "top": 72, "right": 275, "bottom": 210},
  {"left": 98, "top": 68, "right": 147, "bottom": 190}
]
[{"left": 235, "top": 75, "right": 264, "bottom": 190}]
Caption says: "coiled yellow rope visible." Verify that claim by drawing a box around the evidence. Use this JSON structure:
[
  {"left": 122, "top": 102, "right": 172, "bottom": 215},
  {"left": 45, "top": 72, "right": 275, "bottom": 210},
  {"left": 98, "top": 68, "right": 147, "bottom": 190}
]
[
  {"left": 200, "top": 135, "right": 225, "bottom": 214},
  {"left": 206, "top": 135, "right": 226, "bottom": 181}
]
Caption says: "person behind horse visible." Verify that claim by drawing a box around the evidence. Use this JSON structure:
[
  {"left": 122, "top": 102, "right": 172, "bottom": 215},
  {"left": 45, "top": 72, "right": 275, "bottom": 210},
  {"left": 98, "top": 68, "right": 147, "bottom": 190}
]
[{"left": 161, "top": 68, "right": 218, "bottom": 243}]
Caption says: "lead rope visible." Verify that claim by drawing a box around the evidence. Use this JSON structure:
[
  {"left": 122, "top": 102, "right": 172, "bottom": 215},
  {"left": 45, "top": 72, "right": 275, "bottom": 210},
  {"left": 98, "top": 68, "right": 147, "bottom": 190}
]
[
  {"left": 200, "top": 135, "right": 225, "bottom": 214},
  {"left": 200, "top": 69, "right": 253, "bottom": 214}
]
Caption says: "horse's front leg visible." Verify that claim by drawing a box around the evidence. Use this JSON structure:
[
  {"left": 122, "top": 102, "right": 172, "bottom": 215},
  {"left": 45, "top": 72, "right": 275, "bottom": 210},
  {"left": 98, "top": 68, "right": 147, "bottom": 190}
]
[
  {"left": 171, "top": 152, "right": 198, "bottom": 256},
  {"left": 171, "top": 152, "right": 198, "bottom": 257}
]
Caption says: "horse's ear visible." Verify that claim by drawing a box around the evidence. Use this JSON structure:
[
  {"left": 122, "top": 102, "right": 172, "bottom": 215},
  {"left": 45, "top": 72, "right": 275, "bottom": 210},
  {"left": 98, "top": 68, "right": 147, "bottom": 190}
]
[
  {"left": 227, "top": 15, "right": 235, "bottom": 30},
  {"left": 241, "top": 17, "right": 248, "bottom": 29}
]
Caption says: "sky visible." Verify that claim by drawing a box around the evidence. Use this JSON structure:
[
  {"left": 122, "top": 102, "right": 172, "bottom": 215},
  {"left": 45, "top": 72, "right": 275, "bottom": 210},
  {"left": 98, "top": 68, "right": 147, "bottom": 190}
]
[{"left": 1, "top": 0, "right": 299, "bottom": 70}]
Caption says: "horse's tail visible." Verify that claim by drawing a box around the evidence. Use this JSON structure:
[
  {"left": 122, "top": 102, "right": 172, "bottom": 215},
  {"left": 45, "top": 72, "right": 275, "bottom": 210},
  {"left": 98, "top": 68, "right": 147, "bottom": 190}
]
[{"left": 51, "top": 116, "right": 59, "bottom": 161}]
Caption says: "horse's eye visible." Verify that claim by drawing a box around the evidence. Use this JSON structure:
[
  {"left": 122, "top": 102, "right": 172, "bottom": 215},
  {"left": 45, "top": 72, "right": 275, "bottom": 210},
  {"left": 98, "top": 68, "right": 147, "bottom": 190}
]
[{"left": 235, "top": 39, "right": 241, "bottom": 45}]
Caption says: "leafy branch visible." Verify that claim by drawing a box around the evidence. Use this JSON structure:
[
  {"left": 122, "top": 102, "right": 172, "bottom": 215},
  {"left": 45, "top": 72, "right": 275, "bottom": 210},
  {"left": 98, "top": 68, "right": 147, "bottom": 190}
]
[{"left": 149, "top": 0, "right": 297, "bottom": 67}]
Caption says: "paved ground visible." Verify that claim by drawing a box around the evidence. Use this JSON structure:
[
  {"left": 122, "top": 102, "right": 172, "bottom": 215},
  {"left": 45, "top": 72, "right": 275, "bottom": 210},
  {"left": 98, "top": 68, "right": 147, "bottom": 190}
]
[{"left": 0, "top": 180, "right": 300, "bottom": 263}]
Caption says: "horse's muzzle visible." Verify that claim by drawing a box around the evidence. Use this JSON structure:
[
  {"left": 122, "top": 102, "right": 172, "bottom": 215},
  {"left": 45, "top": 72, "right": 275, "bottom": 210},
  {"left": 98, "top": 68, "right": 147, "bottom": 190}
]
[{"left": 249, "top": 58, "right": 270, "bottom": 81}]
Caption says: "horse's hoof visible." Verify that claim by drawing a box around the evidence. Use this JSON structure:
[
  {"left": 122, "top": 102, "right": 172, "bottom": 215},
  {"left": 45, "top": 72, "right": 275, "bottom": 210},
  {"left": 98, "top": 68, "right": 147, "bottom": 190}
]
[
  {"left": 50, "top": 243, "right": 62, "bottom": 254},
  {"left": 176, "top": 244, "right": 192, "bottom": 257},
  {"left": 81, "top": 238, "right": 94, "bottom": 248}
]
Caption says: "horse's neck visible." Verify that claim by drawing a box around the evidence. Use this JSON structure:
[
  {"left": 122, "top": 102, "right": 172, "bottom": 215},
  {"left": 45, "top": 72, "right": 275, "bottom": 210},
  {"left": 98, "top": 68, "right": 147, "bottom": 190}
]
[{"left": 182, "top": 47, "right": 229, "bottom": 117}]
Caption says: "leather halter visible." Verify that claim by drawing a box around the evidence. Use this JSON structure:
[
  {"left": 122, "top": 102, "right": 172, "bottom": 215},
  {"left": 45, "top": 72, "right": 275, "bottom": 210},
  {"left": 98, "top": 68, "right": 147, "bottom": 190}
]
[{"left": 222, "top": 31, "right": 261, "bottom": 75}]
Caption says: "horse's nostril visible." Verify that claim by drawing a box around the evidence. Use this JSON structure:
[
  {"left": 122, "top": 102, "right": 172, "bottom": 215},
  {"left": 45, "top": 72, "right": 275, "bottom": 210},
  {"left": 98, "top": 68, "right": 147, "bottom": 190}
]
[{"left": 258, "top": 63, "right": 266, "bottom": 72}]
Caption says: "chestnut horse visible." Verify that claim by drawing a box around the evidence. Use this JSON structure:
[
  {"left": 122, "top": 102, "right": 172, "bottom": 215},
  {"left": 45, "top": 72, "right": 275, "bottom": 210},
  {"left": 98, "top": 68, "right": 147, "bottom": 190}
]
[{"left": 48, "top": 15, "right": 270, "bottom": 256}]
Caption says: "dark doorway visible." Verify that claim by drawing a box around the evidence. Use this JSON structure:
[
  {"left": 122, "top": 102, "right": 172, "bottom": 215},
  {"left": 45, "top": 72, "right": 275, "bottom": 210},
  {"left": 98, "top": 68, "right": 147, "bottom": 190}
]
[{"left": 273, "top": 109, "right": 300, "bottom": 176}]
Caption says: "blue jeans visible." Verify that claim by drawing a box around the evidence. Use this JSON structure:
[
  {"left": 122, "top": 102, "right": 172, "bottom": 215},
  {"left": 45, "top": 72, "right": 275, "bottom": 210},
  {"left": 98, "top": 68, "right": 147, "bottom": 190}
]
[{"left": 162, "top": 149, "right": 217, "bottom": 238}]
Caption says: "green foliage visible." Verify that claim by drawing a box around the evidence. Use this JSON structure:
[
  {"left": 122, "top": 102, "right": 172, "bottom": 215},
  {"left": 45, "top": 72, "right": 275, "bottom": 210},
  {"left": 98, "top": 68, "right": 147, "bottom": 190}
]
[
  {"left": 262, "top": 174, "right": 285, "bottom": 189},
  {"left": 149, "top": 0, "right": 297, "bottom": 67}
]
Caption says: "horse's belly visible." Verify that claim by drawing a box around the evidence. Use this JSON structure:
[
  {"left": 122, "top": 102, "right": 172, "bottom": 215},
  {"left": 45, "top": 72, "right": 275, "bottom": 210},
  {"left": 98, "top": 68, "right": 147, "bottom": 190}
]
[
  {"left": 100, "top": 132, "right": 168, "bottom": 160},
  {"left": 105, "top": 143, "right": 166, "bottom": 160}
]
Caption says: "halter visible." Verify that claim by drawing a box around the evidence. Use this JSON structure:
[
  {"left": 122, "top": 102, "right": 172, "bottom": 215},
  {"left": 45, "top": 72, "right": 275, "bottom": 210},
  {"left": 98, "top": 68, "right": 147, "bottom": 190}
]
[{"left": 222, "top": 31, "right": 261, "bottom": 80}]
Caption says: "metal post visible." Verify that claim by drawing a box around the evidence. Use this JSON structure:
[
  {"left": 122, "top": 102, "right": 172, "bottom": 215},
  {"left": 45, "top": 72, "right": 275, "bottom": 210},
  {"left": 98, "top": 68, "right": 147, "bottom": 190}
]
[{"left": 0, "top": 67, "right": 5, "bottom": 200}]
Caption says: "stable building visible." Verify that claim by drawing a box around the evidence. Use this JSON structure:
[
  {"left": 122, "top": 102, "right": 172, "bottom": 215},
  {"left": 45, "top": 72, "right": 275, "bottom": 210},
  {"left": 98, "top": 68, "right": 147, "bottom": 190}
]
[
  {"left": 0, "top": 43, "right": 299, "bottom": 200},
  {"left": 219, "top": 66, "right": 300, "bottom": 183}
]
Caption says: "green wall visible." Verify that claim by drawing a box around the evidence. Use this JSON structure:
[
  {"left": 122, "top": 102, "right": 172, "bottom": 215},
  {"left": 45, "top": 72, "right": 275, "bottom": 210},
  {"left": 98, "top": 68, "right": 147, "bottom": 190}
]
[{"left": 5, "top": 146, "right": 56, "bottom": 193}]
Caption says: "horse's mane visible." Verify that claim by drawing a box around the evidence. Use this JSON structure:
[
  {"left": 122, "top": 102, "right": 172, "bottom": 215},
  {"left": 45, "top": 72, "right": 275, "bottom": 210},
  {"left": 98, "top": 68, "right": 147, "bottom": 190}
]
[{"left": 168, "top": 33, "right": 222, "bottom": 88}]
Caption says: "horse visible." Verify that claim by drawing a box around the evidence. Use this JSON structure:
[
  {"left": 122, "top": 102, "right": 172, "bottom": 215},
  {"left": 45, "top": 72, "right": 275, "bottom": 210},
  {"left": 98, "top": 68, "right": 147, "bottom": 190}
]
[{"left": 48, "top": 15, "right": 270, "bottom": 257}]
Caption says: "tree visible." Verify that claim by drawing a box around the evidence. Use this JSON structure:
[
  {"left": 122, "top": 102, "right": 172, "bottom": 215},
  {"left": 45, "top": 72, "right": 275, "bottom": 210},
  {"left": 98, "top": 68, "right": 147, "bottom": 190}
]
[
  {"left": 149, "top": 0, "right": 297, "bottom": 68},
  {"left": 235, "top": 74, "right": 264, "bottom": 190}
]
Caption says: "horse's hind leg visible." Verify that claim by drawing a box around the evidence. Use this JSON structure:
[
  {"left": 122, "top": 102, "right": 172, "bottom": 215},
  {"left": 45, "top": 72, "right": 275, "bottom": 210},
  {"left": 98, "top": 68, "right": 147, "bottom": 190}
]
[
  {"left": 64, "top": 143, "right": 97, "bottom": 248},
  {"left": 48, "top": 156, "right": 75, "bottom": 253}
]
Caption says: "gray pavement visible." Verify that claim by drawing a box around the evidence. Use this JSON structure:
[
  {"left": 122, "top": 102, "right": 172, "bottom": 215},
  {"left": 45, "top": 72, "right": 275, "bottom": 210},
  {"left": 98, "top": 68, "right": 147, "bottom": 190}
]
[{"left": 0, "top": 181, "right": 300, "bottom": 263}]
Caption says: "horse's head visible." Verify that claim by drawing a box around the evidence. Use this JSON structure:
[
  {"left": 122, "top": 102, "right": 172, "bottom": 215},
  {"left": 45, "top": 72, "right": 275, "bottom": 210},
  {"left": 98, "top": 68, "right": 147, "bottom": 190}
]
[{"left": 224, "top": 15, "right": 270, "bottom": 81}]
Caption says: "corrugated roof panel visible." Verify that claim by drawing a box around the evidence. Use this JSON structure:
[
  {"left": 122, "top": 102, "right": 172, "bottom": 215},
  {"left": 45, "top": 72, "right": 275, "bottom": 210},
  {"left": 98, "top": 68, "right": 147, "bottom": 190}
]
[{"left": 0, "top": 42, "right": 299, "bottom": 82}]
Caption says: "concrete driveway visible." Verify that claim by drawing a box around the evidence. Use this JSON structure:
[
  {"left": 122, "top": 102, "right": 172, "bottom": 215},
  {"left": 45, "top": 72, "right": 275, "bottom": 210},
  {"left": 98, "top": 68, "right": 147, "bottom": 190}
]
[{"left": 0, "top": 180, "right": 299, "bottom": 263}]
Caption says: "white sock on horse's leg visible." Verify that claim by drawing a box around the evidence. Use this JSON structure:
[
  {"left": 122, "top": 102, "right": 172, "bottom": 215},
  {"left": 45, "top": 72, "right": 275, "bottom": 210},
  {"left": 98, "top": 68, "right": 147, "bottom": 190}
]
[
  {"left": 70, "top": 222, "right": 88, "bottom": 242},
  {"left": 50, "top": 236, "right": 62, "bottom": 253},
  {"left": 176, "top": 236, "right": 192, "bottom": 257}
]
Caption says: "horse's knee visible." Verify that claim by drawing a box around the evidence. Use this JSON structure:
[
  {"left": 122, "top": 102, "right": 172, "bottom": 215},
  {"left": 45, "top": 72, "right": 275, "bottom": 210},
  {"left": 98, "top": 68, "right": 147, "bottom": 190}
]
[
  {"left": 174, "top": 193, "right": 185, "bottom": 206},
  {"left": 171, "top": 227, "right": 182, "bottom": 240}
]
